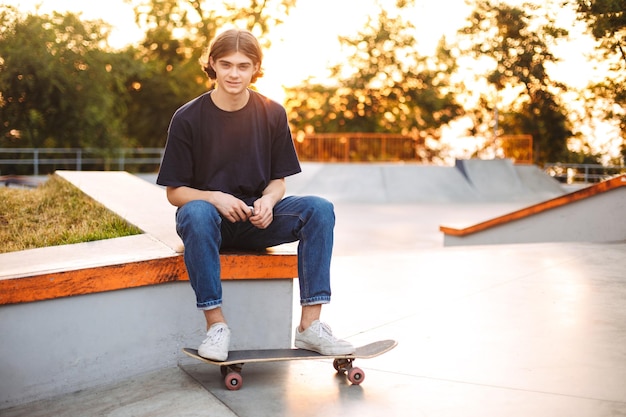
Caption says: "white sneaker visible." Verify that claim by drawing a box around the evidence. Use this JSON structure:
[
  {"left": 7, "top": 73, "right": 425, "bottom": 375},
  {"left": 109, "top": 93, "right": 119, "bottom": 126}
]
[
  {"left": 198, "top": 323, "right": 230, "bottom": 361},
  {"left": 295, "top": 320, "right": 355, "bottom": 356}
]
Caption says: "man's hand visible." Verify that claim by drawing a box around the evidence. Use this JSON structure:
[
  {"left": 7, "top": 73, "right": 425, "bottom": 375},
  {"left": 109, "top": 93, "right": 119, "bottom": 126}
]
[
  {"left": 249, "top": 178, "right": 285, "bottom": 229},
  {"left": 166, "top": 180, "right": 285, "bottom": 227},
  {"left": 214, "top": 192, "right": 254, "bottom": 223},
  {"left": 250, "top": 196, "right": 274, "bottom": 229}
]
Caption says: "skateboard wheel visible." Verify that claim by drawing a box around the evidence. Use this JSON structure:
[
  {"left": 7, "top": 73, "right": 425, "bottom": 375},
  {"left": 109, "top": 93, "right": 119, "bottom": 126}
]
[
  {"left": 347, "top": 367, "right": 365, "bottom": 385},
  {"left": 225, "top": 372, "right": 243, "bottom": 391}
]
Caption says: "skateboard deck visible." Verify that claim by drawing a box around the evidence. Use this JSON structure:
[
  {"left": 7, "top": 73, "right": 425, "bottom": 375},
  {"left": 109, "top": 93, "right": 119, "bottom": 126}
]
[{"left": 183, "top": 339, "right": 397, "bottom": 390}]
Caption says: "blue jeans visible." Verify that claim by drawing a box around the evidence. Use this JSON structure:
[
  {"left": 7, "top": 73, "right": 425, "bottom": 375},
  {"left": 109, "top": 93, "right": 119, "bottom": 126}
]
[{"left": 175, "top": 196, "right": 335, "bottom": 310}]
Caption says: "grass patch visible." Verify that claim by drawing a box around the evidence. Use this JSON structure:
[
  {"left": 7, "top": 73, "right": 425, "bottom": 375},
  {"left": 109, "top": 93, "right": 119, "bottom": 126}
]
[{"left": 0, "top": 174, "right": 143, "bottom": 254}]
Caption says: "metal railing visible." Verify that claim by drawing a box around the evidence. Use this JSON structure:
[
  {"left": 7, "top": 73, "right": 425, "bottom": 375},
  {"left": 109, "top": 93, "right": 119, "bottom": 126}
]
[
  {"left": 544, "top": 163, "right": 626, "bottom": 184},
  {"left": 0, "top": 148, "right": 164, "bottom": 175},
  {"left": 1, "top": 134, "right": 534, "bottom": 171},
  {"left": 294, "top": 132, "right": 535, "bottom": 163},
  {"left": 294, "top": 133, "right": 420, "bottom": 162},
  {"left": 4, "top": 148, "right": 624, "bottom": 184}
]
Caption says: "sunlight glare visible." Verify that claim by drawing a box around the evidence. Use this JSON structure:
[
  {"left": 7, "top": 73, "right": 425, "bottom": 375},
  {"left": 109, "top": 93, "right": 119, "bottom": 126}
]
[{"left": 7, "top": 0, "right": 143, "bottom": 49}]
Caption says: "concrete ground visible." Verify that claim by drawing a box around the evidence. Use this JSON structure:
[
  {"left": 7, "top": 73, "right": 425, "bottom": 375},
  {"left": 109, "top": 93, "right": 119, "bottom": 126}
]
[
  {"left": 3, "top": 164, "right": 625, "bottom": 416},
  {"left": 3, "top": 199, "right": 625, "bottom": 417}
]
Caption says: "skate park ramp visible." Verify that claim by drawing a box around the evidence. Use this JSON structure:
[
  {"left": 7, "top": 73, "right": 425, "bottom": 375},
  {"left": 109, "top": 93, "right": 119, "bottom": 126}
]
[
  {"left": 441, "top": 174, "right": 626, "bottom": 246},
  {"left": 285, "top": 159, "right": 565, "bottom": 203}
]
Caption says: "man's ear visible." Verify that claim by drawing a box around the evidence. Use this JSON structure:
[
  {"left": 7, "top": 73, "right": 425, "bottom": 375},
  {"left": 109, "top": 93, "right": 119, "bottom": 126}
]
[{"left": 209, "top": 57, "right": 216, "bottom": 71}]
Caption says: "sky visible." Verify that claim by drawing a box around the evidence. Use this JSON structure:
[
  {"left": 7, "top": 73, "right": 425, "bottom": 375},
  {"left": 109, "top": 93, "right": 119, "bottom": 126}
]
[{"left": 5, "top": 0, "right": 620, "bottom": 159}]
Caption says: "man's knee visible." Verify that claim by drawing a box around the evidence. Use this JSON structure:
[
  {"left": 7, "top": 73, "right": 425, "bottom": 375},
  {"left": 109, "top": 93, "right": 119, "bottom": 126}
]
[
  {"left": 303, "top": 196, "right": 335, "bottom": 227},
  {"left": 176, "top": 200, "right": 221, "bottom": 236},
  {"left": 178, "top": 200, "right": 219, "bottom": 220},
  {"left": 314, "top": 195, "right": 334, "bottom": 213}
]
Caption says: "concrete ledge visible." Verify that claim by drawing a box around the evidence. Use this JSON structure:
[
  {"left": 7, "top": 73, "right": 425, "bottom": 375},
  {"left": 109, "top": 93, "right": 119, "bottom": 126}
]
[
  {"left": 0, "top": 171, "right": 299, "bottom": 409},
  {"left": 0, "top": 237, "right": 297, "bottom": 305},
  {"left": 440, "top": 175, "right": 626, "bottom": 246},
  {"left": 0, "top": 278, "right": 295, "bottom": 408},
  {"left": 0, "top": 171, "right": 298, "bottom": 305}
]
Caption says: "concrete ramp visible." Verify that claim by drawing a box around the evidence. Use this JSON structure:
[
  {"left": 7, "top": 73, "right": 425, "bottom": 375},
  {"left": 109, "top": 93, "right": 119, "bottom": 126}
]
[
  {"left": 456, "top": 159, "right": 524, "bottom": 200},
  {"left": 286, "top": 163, "right": 389, "bottom": 203},
  {"left": 514, "top": 164, "right": 566, "bottom": 198},
  {"left": 383, "top": 165, "right": 480, "bottom": 203},
  {"left": 441, "top": 175, "right": 626, "bottom": 246},
  {"left": 287, "top": 160, "right": 565, "bottom": 203}
]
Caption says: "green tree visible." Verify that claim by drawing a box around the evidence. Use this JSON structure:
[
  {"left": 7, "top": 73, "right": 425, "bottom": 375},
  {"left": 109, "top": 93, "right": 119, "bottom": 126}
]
[
  {"left": 0, "top": 7, "right": 129, "bottom": 151},
  {"left": 128, "top": 0, "right": 297, "bottom": 55},
  {"left": 118, "top": 45, "right": 206, "bottom": 148},
  {"left": 284, "top": 4, "right": 463, "bottom": 161},
  {"left": 123, "top": 0, "right": 297, "bottom": 148},
  {"left": 572, "top": 0, "right": 626, "bottom": 163},
  {"left": 457, "top": 0, "right": 573, "bottom": 164},
  {"left": 0, "top": 1, "right": 300, "bottom": 165},
  {"left": 574, "top": 0, "right": 626, "bottom": 59}
]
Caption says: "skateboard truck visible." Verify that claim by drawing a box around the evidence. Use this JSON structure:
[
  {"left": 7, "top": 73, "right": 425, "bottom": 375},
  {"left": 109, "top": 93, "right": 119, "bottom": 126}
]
[{"left": 333, "top": 358, "right": 365, "bottom": 385}]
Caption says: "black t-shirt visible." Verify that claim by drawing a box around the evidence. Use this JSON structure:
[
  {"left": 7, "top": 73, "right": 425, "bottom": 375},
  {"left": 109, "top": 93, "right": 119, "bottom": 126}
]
[{"left": 156, "top": 90, "right": 301, "bottom": 205}]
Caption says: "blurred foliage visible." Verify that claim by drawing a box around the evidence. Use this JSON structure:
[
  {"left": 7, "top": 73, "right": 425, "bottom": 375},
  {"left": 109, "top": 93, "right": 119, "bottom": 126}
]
[
  {"left": 122, "top": 0, "right": 297, "bottom": 147},
  {"left": 571, "top": 0, "right": 626, "bottom": 161},
  {"left": 0, "top": 7, "right": 131, "bottom": 150},
  {"left": 0, "top": 0, "right": 624, "bottom": 167},
  {"left": 0, "top": 0, "right": 297, "bottom": 156},
  {"left": 456, "top": 1, "right": 572, "bottom": 164},
  {"left": 284, "top": 5, "right": 464, "bottom": 162}
]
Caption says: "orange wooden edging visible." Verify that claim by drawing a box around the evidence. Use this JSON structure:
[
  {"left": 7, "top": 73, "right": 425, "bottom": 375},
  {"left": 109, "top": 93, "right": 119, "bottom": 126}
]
[
  {"left": 439, "top": 174, "right": 626, "bottom": 237},
  {"left": 0, "top": 251, "right": 297, "bottom": 305}
]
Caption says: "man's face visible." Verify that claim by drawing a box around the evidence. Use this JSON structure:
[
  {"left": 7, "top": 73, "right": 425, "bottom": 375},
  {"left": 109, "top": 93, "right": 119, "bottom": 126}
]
[{"left": 210, "top": 51, "right": 259, "bottom": 95}]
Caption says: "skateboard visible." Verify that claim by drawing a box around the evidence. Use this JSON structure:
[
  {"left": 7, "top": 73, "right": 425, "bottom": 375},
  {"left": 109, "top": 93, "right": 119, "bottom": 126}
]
[{"left": 183, "top": 339, "right": 397, "bottom": 390}]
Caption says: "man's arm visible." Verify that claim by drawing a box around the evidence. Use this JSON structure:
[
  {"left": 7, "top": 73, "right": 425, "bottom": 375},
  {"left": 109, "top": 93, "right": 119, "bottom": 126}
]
[{"left": 166, "top": 186, "right": 252, "bottom": 223}]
